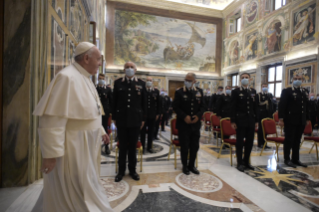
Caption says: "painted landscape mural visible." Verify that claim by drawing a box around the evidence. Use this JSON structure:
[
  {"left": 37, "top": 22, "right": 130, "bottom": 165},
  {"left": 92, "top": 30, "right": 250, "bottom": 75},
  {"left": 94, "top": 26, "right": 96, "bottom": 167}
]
[{"left": 114, "top": 10, "right": 217, "bottom": 72}]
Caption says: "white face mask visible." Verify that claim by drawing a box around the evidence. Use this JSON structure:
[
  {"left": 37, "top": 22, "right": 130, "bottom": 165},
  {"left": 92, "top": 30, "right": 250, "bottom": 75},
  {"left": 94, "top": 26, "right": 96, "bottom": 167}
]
[
  {"left": 98, "top": 80, "right": 106, "bottom": 85},
  {"left": 184, "top": 81, "right": 193, "bottom": 89},
  {"left": 146, "top": 81, "right": 153, "bottom": 87},
  {"left": 125, "top": 68, "right": 135, "bottom": 77}
]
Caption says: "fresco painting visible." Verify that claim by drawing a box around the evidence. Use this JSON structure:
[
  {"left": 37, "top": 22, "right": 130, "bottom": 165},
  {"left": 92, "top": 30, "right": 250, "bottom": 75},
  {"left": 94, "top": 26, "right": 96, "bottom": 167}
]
[
  {"left": 228, "top": 40, "right": 239, "bottom": 65},
  {"left": 51, "top": 17, "right": 66, "bottom": 79},
  {"left": 52, "top": 0, "right": 67, "bottom": 24},
  {"left": 245, "top": 0, "right": 258, "bottom": 24},
  {"left": 114, "top": 10, "right": 217, "bottom": 72},
  {"left": 264, "top": 21, "right": 281, "bottom": 54},
  {"left": 69, "top": 0, "right": 83, "bottom": 41},
  {"left": 243, "top": 31, "right": 258, "bottom": 61}
]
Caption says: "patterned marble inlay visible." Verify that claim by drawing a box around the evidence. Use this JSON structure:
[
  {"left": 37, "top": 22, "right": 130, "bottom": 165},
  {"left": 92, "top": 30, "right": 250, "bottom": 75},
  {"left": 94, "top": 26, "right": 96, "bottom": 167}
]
[
  {"left": 176, "top": 172, "right": 223, "bottom": 193},
  {"left": 100, "top": 178, "right": 129, "bottom": 201}
]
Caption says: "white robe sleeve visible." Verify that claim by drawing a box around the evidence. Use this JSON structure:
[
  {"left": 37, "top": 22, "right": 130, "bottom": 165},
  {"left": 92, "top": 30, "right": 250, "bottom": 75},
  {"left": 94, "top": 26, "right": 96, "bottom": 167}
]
[
  {"left": 38, "top": 115, "right": 68, "bottom": 158},
  {"left": 101, "top": 126, "right": 106, "bottom": 135}
]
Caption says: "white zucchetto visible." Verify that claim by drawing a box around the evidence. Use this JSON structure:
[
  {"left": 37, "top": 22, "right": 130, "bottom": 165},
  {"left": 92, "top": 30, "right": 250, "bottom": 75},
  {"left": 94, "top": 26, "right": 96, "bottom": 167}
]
[{"left": 74, "top": 42, "right": 95, "bottom": 57}]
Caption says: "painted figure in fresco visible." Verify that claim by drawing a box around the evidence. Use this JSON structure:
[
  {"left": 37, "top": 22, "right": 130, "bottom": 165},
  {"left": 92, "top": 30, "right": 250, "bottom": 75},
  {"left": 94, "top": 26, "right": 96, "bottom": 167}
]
[
  {"left": 243, "top": 34, "right": 257, "bottom": 60},
  {"left": 293, "top": 7, "right": 316, "bottom": 43},
  {"left": 229, "top": 41, "right": 239, "bottom": 65},
  {"left": 265, "top": 22, "right": 281, "bottom": 54},
  {"left": 53, "top": 21, "right": 65, "bottom": 76},
  {"left": 246, "top": 1, "right": 258, "bottom": 23}
]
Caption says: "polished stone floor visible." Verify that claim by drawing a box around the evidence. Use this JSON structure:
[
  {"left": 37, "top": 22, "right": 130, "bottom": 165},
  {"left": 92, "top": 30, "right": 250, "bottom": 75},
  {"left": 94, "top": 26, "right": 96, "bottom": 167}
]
[{"left": 1, "top": 124, "right": 319, "bottom": 212}]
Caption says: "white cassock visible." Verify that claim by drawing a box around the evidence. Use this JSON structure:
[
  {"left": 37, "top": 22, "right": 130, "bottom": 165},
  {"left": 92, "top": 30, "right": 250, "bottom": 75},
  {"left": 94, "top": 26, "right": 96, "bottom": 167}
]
[{"left": 32, "top": 62, "right": 114, "bottom": 212}]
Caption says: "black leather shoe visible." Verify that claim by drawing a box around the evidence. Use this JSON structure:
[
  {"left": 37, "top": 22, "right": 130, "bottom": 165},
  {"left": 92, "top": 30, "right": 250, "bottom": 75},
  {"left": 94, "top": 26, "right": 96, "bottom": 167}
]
[
  {"left": 115, "top": 174, "right": 123, "bottom": 182},
  {"left": 182, "top": 166, "right": 190, "bottom": 175},
  {"left": 244, "top": 163, "right": 255, "bottom": 170},
  {"left": 188, "top": 167, "right": 200, "bottom": 175},
  {"left": 284, "top": 160, "right": 297, "bottom": 168},
  {"left": 147, "top": 149, "right": 155, "bottom": 153},
  {"left": 292, "top": 160, "right": 308, "bottom": 168},
  {"left": 154, "top": 137, "right": 160, "bottom": 140},
  {"left": 236, "top": 165, "right": 245, "bottom": 172},
  {"left": 130, "top": 172, "right": 140, "bottom": 181}
]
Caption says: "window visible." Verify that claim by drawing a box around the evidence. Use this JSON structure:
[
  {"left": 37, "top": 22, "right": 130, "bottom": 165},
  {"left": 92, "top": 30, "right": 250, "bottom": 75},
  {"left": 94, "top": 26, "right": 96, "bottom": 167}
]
[
  {"left": 274, "top": 0, "right": 285, "bottom": 10},
  {"left": 267, "top": 65, "right": 282, "bottom": 98},
  {"left": 231, "top": 73, "right": 239, "bottom": 89},
  {"left": 236, "top": 18, "right": 241, "bottom": 32}
]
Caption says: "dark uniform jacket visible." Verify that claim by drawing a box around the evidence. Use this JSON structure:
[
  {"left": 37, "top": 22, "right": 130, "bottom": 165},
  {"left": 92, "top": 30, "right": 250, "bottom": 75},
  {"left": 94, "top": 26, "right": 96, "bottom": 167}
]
[
  {"left": 209, "top": 93, "right": 223, "bottom": 112},
  {"left": 173, "top": 86, "right": 206, "bottom": 130},
  {"left": 112, "top": 76, "right": 147, "bottom": 128},
  {"left": 309, "top": 99, "right": 317, "bottom": 118},
  {"left": 256, "top": 92, "right": 274, "bottom": 118},
  {"left": 146, "top": 88, "right": 161, "bottom": 119},
  {"left": 96, "top": 85, "right": 113, "bottom": 116},
  {"left": 163, "top": 96, "right": 171, "bottom": 112},
  {"left": 278, "top": 87, "right": 310, "bottom": 126},
  {"left": 215, "top": 94, "right": 231, "bottom": 118},
  {"left": 230, "top": 87, "right": 258, "bottom": 128}
]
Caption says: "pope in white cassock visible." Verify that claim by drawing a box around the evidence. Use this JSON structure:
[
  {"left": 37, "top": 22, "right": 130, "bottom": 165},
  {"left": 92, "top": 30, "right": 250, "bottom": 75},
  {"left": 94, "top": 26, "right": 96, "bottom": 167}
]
[{"left": 32, "top": 42, "right": 114, "bottom": 212}]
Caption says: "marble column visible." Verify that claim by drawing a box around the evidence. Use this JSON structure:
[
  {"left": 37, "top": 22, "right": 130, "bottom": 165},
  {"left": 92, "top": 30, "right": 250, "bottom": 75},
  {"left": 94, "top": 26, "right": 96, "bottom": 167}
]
[{"left": 2, "top": 0, "right": 32, "bottom": 187}]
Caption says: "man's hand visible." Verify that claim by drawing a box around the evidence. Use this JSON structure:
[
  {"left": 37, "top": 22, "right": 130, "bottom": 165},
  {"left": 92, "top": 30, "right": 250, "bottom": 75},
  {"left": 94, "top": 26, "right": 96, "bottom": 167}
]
[
  {"left": 156, "top": 115, "right": 159, "bottom": 121},
  {"left": 140, "top": 121, "right": 145, "bottom": 129},
  {"left": 41, "top": 158, "right": 56, "bottom": 174},
  {"left": 102, "top": 134, "right": 110, "bottom": 145},
  {"left": 191, "top": 115, "right": 199, "bottom": 124},
  {"left": 279, "top": 119, "right": 284, "bottom": 127},
  {"left": 231, "top": 123, "right": 237, "bottom": 130},
  {"left": 184, "top": 115, "right": 192, "bottom": 124},
  {"left": 255, "top": 122, "right": 258, "bottom": 129}
]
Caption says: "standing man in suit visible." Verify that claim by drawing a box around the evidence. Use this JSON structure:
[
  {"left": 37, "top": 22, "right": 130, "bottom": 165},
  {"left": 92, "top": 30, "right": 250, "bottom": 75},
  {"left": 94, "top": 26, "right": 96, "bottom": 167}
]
[
  {"left": 153, "top": 90, "right": 163, "bottom": 140},
  {"left": 173, "top": 73, "right": 205, "bottom": 175},
  {"left": 278, "top": 73, "right": 310, "bottom": 168},
  {"left": 231, "top": 73, "right": 258, "bottom": 172},
  {"left": 96, "top": 73, "right": 113, "bottom": 154},
  {"left": 256, "top": 83, "right": 274, "bottom": 149},
  {"left": 308, "top": 93, "right": 317, "bottom": 132},
  {"left": 140, "top": 77, "right": 161, "bottom": 153},
  {"left": 112, "top": 62, "right": 147, "bottom": 182},
  {"left": 161, "top": 92, "right": 171, "bottom": 132},
  {"left": 209, "top": 86, "right": 224, "bottom": 112},
  {"left": 216, "top": 85, "right": 232, "bottom": 119}
]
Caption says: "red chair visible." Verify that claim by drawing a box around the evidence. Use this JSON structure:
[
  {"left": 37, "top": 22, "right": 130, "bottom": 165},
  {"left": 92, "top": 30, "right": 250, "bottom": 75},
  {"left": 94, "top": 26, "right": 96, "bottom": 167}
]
[
  {"left": 203, "top": 112, "right": 213, "bottom": 139},
  {"left": 260, "top": 118, "right": 285, "bottom": 161},
  {"left": 218, "top": 118, "right": 237, "bottom": 166},
  {"left": 115, "top": 141, "right": 143, "bottom": 173},
  {"left": 167, "top": 118, "right": 198, "bottom": 169},
  {"left": 211, "top": 114, "right": 221, "bottom": 145},
  {"left": 300, "top": 121, "right": 319, "bottom": 159},
  {"left": 273, "top": 111, "right": 283, "bottom": 135}
]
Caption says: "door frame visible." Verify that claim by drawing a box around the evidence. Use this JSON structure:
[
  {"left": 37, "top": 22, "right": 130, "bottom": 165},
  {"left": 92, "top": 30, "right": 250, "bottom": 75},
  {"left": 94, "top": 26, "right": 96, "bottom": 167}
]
[{"left": 167, "top": 78, "right": 184, "bottom": 100}]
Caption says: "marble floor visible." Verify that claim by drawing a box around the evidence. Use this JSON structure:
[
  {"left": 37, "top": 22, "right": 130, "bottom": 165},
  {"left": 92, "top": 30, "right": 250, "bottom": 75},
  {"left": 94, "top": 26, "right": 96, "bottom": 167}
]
[{"left": 1, "top": 124, "right": 319, "bottom": 212}]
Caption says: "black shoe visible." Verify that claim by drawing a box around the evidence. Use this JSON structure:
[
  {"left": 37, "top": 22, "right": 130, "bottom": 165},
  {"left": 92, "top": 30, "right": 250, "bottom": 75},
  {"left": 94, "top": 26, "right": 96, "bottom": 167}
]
[
  {"left": 154, "top": 137, "right": 160, "bottom": 140},
  {"left": 284, "top": 160, "right": 297, "bottom": 168},
  {"left": 183, "top": 166, "right": 190, "bottom": 175},
  {"left": 129, "top": 172, "right": 140, "bottom": 181},
  {"left": 147, "top": 149, "right": 155, "bottom": 153},
  {"left": 244, "top": 163, "right": 255, "bottom": 170},
  {"left": 236, "top": 165, "right": 245, "bottom": 172},
  {"left": 161, "top": 130, "right": 166, "bottom": 132},
  {"left": 115, "top": 174, "right": 123, "bottom": 182},
  {"left": 104, "top": 145, "right": 111, "bottom": 155},
  {"left": 188, "top": 167, "right": 200, "bottom": 175},
  {"left": 292, "top": 160, "right": 308, "bottom": 168},
  {"left": 265, "top": 146, "right": 271, "bottom": 149}
]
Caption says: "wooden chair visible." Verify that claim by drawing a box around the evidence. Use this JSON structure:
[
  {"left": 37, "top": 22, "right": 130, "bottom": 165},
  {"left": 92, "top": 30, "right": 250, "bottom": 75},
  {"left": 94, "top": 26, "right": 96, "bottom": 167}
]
[
  {"left": 115, "top": 141, "right": 143, "bottom": 173},
  {"left": 210, "top": 114, "right": 221, "bottom": 146},
  {"left": 273, "top": 111, "right": 283, "bottom": 136},
  {"left": 300, "top": 121, "right": 319, "bottom": 159},
  {"left": 168, "top": 118, "right": 198, "bottom": 169},
  {"left": 218, "top": 118, "right": 237, "bottom": 166},
  {"left": 260, "top": 118, "right": 285, "bottom": 162}
]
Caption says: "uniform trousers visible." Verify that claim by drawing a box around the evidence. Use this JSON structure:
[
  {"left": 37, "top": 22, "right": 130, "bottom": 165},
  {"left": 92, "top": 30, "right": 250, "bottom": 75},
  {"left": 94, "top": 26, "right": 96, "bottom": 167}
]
[
  {"left": 178, "top": 128, "right": 200, "bottom": 168},
  {"left": 284, "top": 124, "right": 305, "bottom": 162},
  {"left": 102, "top": 114, "right": 110, "bottom": 134},
  {"left": 140, "top": 118, "right": 155, "bottom": 152},
  {"left": 117, "top": 127, "right": 139, "bottom": 174},
  {"left": 154, "top": 116, "right": 161, "bottom": 139},
  {"left": 161, "top": 112, "right": 168, "bottom": 130},
  {"left": 236, "top": 126, "right": 255, "bottom": 165},
  {"left": 310, "top": 116, "right": 316, "bottom": 132}
]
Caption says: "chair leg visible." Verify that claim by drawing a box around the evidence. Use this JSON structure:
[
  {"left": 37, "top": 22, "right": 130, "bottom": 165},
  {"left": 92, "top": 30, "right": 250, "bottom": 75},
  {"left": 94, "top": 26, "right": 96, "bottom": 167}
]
[
  {"left": 115, "top": 147, "right": 118, "bottom": 173},
  {"left": 276, "top": 144, "right": 279, "bottom": 162},
  {"left": 316, "top": 143, "right": 318, "bottom": 161},
  {"left": 217, "top": 143, "right": 224, "bottom": 159},
  {"left": 140, "top": 148, "right": 143, "bottom": 172},
  {"left": 174, "top": 146, "right": 177, "bottom": 169},
  {"left": 168, "top": 144, "right": 172, "bottom": 160},
  {"left": 230, "top": 146, "right": 233, "bottom": 166},
  {"left": 309, "top": 143, "right": 315, "bottom": 154},
  {"left": 260, "top": 141, "right": 267, "bottom": 156},
  {"left": 300, "top": 138, "right": 304, "bottom": 148},
  {"left": 280, "top": 126, "right": 283, "bottom": 136}
]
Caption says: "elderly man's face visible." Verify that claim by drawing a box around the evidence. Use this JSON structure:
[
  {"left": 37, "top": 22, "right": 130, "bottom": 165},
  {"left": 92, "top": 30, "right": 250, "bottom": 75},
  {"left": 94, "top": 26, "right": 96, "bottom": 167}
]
[
  {"left": 146, "top": 77, "right": 153, "bottom": 82},
  {"left": 98, "top": 75, "right": 105, "bottom": 80},
  {"left": 86, "top": 47, "right": 101, "bottom": 75},
  {"left": 124, "top": 62, "right": 137, "bottom": 78},
  {"left": 293, "top": 75, "right": 303, "bottom": 81}
]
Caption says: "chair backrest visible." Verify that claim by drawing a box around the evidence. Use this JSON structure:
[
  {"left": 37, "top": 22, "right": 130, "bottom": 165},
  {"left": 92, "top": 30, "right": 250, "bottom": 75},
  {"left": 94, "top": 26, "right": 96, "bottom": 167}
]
[
  {"left": 273, "top": 112, "right": 279, "bottom": 122},
  {"left": 211, "top": 114, "right": 220, "bottom": 127},
  {"left": 203, "top": 112, "right": 212, "bottom": 124},
  {"left": 262, "top": 118, "right": 277, "bottom": 136},
  {"left": 220, "top": 118, "right": 236, "bottom": 138},
  {"left": 171, "top": 118, "right": 178, "bottom": 136},
  {"left": 304, "top": 121, "right": 312, "bottom": 135}
]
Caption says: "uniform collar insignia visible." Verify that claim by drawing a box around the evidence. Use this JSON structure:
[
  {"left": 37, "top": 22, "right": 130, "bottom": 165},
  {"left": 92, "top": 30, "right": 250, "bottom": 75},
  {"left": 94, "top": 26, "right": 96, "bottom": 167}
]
[{"left": 122, "top": 76, "right": 138, "bottom": 82}]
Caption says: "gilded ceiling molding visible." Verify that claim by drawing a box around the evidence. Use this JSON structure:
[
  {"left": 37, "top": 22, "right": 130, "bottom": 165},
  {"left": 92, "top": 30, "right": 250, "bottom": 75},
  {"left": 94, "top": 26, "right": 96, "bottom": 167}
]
[{"left": 108, "top": 0, "right": 224, "bottom": 18}]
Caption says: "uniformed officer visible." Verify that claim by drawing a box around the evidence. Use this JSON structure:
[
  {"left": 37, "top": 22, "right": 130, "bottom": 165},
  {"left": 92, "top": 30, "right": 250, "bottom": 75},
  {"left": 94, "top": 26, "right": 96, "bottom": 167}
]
[
  {"left": 230, "top": 73, "right": 258, "bottom": 172},
  {"left": 96, "top": 73, "right": 113, "bottom": 154},
  {"left": 204, "top": 89, "right": 211, "bottom": 111},
  {"left": 308, "top": 93, "right": 317, "bottom": 132},
  {"left": 256, "top": 83, "right": 274, "bottom": 149},
  {"left": 209, "top": 86, "right": 224, "bottom": 112},
  {"left": 173, "top": 73, "right": 205, "bottom": 175},
  {"left": 112, "top": 62, "right": 147, "bottom": 182},
  {"left": 278, "top": 73, "right": 310, "bottom": 168},
  {"left": 216, "top": 85, "right": 232, "bottom": 119},
  {"left": 153, "top": 88, "right": 164, "bottom": 140},
  {"left": 140, "top": 77, "right": 161, "bottom": 153},
  {"left": 161, "top": 92, "right": 171, "bottom": 132}
]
